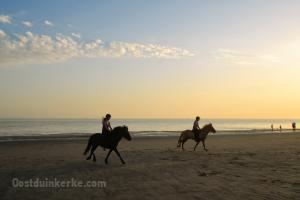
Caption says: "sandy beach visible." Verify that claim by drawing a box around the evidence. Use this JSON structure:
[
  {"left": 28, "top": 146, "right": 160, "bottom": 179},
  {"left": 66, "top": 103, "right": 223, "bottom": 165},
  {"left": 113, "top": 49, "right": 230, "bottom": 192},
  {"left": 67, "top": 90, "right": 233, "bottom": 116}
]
[{"left": 0, "top": 132, "right": 299, "bottom": 200}]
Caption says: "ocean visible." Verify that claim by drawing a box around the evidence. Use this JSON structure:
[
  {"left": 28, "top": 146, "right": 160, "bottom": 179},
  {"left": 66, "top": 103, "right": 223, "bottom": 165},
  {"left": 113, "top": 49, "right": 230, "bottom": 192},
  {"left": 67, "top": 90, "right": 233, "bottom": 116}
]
[{"left": 0, "top": 118, "right": 297, "bottom": 137}]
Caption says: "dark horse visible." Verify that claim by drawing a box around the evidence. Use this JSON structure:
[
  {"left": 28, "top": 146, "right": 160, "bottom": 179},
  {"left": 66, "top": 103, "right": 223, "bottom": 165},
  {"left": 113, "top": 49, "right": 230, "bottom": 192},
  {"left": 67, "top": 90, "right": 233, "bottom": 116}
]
[
  {"left": 177, "top": 123, "right": 216, "bottom": 151},
  {"left": 83, "top": 126, "right": 132, "bottom": 164}
]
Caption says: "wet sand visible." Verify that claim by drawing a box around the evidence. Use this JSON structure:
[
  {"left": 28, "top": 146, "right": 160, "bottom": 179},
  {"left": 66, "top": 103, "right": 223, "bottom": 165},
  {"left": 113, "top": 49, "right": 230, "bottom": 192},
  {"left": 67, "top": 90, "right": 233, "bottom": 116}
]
[{"left": 0, "top": 132, "right": 299, "bottom": 200}]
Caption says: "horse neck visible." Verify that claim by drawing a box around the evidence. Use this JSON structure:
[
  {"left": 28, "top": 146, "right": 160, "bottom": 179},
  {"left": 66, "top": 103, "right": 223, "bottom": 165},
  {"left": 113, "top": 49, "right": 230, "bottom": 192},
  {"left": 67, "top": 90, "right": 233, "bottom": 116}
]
[
  {"left": 110, "top": 128, "right": 122, "bottom": 139},
  {"left": 201, "top": 126, "right": 210, "bottom": 136},
  {"left": 114, "top": 131, "right": 123, "bottom": 140}
]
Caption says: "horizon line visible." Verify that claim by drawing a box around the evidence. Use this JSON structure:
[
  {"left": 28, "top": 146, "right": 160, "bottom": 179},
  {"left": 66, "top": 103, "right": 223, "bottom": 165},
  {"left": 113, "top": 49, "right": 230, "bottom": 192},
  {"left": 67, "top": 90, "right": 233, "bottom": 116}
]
[{"left": 0, "top": 117, "right": 299, "bottom": 120}]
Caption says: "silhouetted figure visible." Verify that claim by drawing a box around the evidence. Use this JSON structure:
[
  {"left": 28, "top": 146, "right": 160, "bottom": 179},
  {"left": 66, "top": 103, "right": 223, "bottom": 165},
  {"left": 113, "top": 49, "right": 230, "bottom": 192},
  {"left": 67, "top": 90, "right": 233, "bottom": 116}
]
[
  {"left": 192, "top": 116, "right": 201, "bottom": 141},
  {"left": 271, "top": 124, "right": 274, "bottom": 132},
  {"left": 279, "top": 125, "right": 282, "bottom": 132},
  {"left": 178, "top": 123, "right": 216, "bottom": 151},
  {"left": 84, "top": 126, "right": 131, "bottom": 164},
  {"left": 292, "top": 122, "right": 296, "bottom": 131},
  {"left": 102, "top": 114, "right": 112, "bottom": 135}
]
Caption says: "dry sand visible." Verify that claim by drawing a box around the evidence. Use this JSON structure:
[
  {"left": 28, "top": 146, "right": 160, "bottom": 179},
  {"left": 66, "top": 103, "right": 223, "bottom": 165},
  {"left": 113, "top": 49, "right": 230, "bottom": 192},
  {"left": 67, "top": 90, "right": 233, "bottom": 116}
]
[{"left": 0, "top": 133, "right": 299, "bottom": 200}]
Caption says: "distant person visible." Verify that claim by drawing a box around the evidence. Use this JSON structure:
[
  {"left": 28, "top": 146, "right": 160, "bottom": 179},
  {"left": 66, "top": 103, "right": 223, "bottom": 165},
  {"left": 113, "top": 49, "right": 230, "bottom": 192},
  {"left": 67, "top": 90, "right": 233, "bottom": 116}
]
[
  {"left": 271, "top": 124, "right": 274, "bottom": 132},
  {"left": 193, "top": 116, "right": 201, "bottom": 140},
  {"left": 279, "top": 125, "right": 282, "bottom": 132},
  {"left": 292, "top": 122, "right": 296, "bottom": 131},
  {"left": 102, "top": 114, "right": 112, "bottom": 135}
]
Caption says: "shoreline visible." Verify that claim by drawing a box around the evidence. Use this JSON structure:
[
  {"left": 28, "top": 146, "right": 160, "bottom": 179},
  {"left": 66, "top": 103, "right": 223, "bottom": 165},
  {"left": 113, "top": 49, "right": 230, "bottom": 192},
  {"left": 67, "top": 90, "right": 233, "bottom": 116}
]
[{"left": 0, "top": 130, "right": 299, "bottom": 143}]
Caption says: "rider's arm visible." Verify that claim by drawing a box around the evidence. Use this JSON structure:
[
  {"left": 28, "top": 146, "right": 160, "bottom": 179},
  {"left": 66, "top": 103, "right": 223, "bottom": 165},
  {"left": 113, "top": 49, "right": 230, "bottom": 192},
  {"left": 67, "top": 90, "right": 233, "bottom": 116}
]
[{"left": 108, "top": 122, "right": 112, "bottom": 131}]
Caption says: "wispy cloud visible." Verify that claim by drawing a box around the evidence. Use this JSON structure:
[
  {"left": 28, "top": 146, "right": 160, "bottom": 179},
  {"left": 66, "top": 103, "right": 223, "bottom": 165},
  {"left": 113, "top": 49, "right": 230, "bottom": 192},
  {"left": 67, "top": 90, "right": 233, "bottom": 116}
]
[
  {"left": 0, "top": 15, "right": 12, "bottom": 24},
  {"left": 44, "top": 20, "right": 53, "bottom": 26},
  {"left": 71, "top": 32, "right": 81, "bottom": 39},
  {"left": 0, "top": 29, "right": 6, "bottom": 38},
  {"left": 0, "top": 32, "right": 194, "bottom": 67},
  {"left": 22, "top": 21, "right": 33, "bottom": 27},
  {"left": 214, "top": 48, "right": 280, "bottom": 66}
]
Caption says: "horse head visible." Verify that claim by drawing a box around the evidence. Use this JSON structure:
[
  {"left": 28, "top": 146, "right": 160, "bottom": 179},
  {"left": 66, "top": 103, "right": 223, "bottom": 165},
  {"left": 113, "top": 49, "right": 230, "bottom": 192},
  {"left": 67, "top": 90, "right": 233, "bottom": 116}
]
[
  {"left": 203, "top": 123, "right": 216, "bottom": 134},
  {"left": 121, "top": 126, "right": 132, "bottom": 141}
]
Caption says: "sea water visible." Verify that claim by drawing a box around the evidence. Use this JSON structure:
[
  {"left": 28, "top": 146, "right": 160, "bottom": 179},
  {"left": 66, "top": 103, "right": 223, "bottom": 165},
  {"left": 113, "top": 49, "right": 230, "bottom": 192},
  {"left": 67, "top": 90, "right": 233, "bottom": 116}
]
[{"left": 0, "top": 118, "right": 297, "bottom": 137}]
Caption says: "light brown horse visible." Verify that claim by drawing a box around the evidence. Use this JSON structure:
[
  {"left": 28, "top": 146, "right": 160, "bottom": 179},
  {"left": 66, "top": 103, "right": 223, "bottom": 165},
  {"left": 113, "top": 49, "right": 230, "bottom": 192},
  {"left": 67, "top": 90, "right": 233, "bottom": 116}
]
[{"left": 177, "top": 123, "right": 216, "bottom": 151}]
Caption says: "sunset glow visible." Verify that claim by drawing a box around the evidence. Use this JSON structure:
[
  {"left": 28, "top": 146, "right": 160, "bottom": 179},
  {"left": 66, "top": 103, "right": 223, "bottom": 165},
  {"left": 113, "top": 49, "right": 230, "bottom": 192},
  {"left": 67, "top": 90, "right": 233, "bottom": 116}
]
[{"left": 0, "top": 0, "right": 300, "bottom": 119}]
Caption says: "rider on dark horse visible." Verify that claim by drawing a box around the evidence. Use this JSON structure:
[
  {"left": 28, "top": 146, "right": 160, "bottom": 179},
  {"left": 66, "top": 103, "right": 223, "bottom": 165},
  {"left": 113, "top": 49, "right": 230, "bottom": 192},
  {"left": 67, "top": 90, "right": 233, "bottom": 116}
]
[
  {"left": 193, "top": 116, "right": 201, "bottom": 141},
  {"left": 102, "top": 114, "right": 112, "bottom": 135}
]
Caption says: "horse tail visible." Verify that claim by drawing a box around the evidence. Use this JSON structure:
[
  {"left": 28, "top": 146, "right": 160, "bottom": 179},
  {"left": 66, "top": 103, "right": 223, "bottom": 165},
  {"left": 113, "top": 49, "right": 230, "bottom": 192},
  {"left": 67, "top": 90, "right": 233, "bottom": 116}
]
[
  {"left": 177, "top": 132, "right": 183, "bottom": 147},
  {"left": 83, "top": 135, "right": 93, "bottom": 155}
]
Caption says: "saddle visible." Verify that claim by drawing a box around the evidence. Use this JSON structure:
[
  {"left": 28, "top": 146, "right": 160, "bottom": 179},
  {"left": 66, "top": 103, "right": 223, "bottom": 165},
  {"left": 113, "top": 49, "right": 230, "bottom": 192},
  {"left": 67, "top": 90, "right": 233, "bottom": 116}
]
[{"left": 193, "top": 129, "right": 201, "bottom": 140}]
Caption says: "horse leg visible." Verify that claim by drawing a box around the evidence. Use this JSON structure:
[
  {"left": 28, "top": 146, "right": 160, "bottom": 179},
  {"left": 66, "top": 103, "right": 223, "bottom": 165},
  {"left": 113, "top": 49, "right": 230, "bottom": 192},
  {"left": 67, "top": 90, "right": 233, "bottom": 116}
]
[
  {"left": 177, "top": 139, "right": 181, "bottom": 148},
  {"left": 114, "top": 148, "right": 126, "bottom": 164},
  {"left": 177, "top": 133, "right": 183, "bottom": 147},
  {"left": 202, "top": 140, "right": 208, "bottom": 151},
  {"left": 194, "top": 141, "right": 200, "bottom": 151},
  {"left": 92, "top": 152, "right": 96, "bottom": 162},
  {"left": 105, "top": 149, "right": 113, "bottom": 164},
  {"left": 86, "top": 144, "right": 95, "bottom": 160},
  {"left": 86, "top": 152, "right": 92, "bottom": 160},
  {"left": 182, "top": 139, "right": 187, "bottom": 151},
  {"left": 90, "top": 145, "right": 98, "bottom": 162}
]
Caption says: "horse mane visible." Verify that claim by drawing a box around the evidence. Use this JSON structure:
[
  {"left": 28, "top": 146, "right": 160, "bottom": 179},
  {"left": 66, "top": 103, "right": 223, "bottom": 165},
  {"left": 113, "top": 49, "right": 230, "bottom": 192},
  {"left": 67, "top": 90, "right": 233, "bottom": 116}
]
[
  {"left": 202, "top": 123, "right": 212, "bottom": 129},
  {"left": 112, "top": 126, "right": 128, "bottom": 133}
]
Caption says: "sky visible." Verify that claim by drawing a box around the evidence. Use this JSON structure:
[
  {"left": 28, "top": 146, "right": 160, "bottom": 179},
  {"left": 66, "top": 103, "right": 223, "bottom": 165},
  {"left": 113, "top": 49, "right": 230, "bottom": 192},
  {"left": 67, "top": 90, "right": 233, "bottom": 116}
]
[{"left": 0, "top": 0, "right": 300, "bottom": 119}]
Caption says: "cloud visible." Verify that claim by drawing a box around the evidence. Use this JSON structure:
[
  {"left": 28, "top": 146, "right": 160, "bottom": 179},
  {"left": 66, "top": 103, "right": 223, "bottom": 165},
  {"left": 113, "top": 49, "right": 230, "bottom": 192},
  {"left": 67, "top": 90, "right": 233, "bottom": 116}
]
[
  {"left": 44, "top": 20, "right": 53, "bottom": 26},
  {"left": 214, "top": 49, "right": 256, "bottom": 65},
  {"left": 260, "top": 55, "right": 280, "bottom": 63},
  {"left": 0, "top": 32, "right": 194, "bottom": 66},
  {"left": 0, "top": 15, "right": 12, "bottom": 24},
  {"left": 71, "top": 32, "right": 81, "bottom": 39},
  {"left": 214, "top": 48, "right": 280, "bottom": 66},
  {"left": 0, "top": 29, "right": 6, "bottom": 38},
  {"left": 22, "top": 21, "right": 33, "bottom": 27}
]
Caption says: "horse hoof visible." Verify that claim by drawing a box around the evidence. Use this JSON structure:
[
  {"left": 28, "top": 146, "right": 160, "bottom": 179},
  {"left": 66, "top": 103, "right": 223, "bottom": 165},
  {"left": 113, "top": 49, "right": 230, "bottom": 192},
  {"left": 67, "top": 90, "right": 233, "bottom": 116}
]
[
  {"left": 93, "top": 159, "right": 96, "bottom": 162},
  {"left": 122, "top": 161, "right": 126, "bottom": 164},
  {"left": 105, "top": 160, "right": 108, "bottom": 164},
  {"left": 205, "top": 149, "right": 208, "bottom": 152},
  {"left": 86, "top": 157, "right": 91, "bottom": 160}
]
